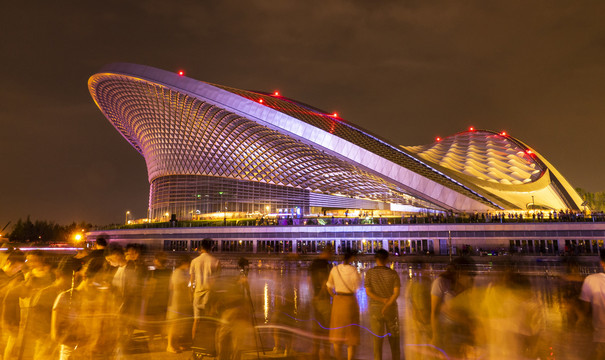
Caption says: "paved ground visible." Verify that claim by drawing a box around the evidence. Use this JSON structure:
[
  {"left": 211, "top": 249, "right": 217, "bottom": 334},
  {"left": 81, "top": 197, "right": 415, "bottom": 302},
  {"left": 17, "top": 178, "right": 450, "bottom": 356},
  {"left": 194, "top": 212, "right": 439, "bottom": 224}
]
[
  {"left": 125, "top": 348, "right": 316, "bottom": 360},
  {"left": 123, "top": 331, "right": 317, "bottom": 360}
]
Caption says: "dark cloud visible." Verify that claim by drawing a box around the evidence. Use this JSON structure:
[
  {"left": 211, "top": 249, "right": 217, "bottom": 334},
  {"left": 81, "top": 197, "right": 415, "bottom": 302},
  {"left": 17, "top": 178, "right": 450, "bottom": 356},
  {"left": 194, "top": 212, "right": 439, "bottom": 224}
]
[{"left": 1, "top": 0, "right": 604, "bottom": 224}]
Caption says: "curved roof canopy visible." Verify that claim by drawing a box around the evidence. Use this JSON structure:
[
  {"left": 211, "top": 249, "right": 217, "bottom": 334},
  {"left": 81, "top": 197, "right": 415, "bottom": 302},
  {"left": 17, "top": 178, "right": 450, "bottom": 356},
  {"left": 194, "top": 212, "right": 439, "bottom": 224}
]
[
  {"left": 404, "top": 130, "right": 583, "bottom": 210},
  {"left": 89, "top": 63, "right": 582, "bottom": 212}
]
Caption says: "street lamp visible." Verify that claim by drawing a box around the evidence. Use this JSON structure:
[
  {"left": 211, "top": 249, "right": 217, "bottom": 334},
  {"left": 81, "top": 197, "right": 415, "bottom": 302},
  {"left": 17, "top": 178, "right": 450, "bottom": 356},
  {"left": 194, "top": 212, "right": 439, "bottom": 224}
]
[
  {"left": 125, "top": 211, "right": 130, "bottom": 225},
  {"left": 73, "top": 228, "right": 85, "bottom": 245},
  {"left": 219, "top": 192, "right": 226, "bottom": 226}
]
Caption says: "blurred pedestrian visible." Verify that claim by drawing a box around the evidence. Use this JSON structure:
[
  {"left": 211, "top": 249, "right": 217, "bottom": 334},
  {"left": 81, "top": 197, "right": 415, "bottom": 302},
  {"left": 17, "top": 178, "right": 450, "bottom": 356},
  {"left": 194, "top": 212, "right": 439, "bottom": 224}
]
[
  {"left": 166, "top": 254, "right": 192, "bottom": 353},
  {"left": 88, "top": 236, "right": 108, "bottom": 260},
  {"left": 580, "top": 249, "right": 605, "bottom": 359},
  {"left": 52, "top": 257, "right": 118, "bottom": 359},
  {"left": 405, "top": 263, "right": 433, "bottom": 358},
  {"left": 430, "top": 256, "right": 477, "bottom": 357},
  {"left": 23, "top": 257, "right": 79, "bottom": 359},
  {"left": 270, "top": 288, "right": 296, "bottom": 356},
  {"left": 365, "top": 249, "right": 402, "bottom": 360},
  {"left": 309, "top": 244, "right": 333, "bottom": 359},
  {"left": 480, "top": 270, "right": 543, "bottom": 359},
  {"left": 145, "top": 251, "right": 171, "bottom": 348},
  {"left": 190, "top": 238, "right": 220, "bottom": 340},
  {"left": 2, "top": 250, "right": 53, "bottom": 359},
  {"left": 326, "top": 250, "right": 361, "bottom": 360},
  {"left": 0, "top": 250, "right": 25, "bottom": 359}
]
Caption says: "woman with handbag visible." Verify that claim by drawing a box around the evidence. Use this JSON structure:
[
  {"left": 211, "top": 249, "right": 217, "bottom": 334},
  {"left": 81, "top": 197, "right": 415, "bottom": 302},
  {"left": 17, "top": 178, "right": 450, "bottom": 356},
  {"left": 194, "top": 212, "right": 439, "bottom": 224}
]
[{"left": 326, "top": 250, "right": 361, "bottom": 360}]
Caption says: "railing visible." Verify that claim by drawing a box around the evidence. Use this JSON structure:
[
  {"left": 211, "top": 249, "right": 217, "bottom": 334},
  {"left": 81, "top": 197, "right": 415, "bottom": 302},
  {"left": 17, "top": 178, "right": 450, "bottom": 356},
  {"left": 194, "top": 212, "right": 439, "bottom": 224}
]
[{"left": 95, "top": 212, "right": 605, "bottom": 231}]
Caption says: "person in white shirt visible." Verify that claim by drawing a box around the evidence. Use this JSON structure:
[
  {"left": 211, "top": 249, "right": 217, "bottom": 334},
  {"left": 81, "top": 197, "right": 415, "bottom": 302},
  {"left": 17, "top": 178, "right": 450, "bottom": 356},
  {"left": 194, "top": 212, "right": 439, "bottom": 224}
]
[
  {"left": 190, "top": 238, "right": 220, "bottom": 340},
  {"left": 580, "top": 249, "right": 605, "bottom": 359},
  {"left": 105, "top": 247, "right": 128, "bottom": 308},
  {"left": 326, "top": 250, "right": 361, "bottom": 360}
]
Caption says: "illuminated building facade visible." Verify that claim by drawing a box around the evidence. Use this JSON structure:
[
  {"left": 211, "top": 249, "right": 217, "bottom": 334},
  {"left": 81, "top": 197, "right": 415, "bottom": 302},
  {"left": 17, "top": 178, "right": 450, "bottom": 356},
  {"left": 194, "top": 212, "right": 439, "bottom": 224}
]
[{"left": 89, "top": 63, "right": 583, "bottom": 222}]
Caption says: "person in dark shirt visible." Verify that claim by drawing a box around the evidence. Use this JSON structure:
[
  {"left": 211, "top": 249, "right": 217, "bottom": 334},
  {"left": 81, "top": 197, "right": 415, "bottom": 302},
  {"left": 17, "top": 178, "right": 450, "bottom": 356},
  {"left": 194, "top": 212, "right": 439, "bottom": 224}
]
[
  {"left": 124, "top": 244, "right": 148, "bottom": 339},
  {"left": 365, "top": 249, "right": 402, "bottom": 360},
  {"left": 26, "top": 257, "right": 79, "bottom": 359},
  {"left": 308, "top": 244, "right": 333, "bottom": 360},
  {"left": 88, "top": 236, "right": 108, "bottom": 260},
  {"left": 145, "top": 251, "right": 171, "bottom": 349}
]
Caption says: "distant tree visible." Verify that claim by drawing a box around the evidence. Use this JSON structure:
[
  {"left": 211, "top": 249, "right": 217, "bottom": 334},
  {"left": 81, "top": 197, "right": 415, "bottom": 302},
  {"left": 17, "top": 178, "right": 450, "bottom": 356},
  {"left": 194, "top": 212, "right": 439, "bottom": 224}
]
[
  {"left": 8, "top": 217, "right": 92, "bottom": 243},
  {"left": 576, "top": 188, "right": 605, "bottom": 212}
]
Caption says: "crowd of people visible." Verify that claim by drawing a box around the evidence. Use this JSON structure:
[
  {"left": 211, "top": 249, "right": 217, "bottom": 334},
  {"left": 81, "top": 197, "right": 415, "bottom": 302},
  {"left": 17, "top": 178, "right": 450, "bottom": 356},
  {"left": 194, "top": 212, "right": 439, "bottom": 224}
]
[
  {"left": 308, "top": 247, "right": 605, "bottom": 360},
  {"left": 106, "top": 210, "right": 605, "bottom": 231},
  {"left": 0, "top": 238, "right": 196, "bottom": 359},
  {"left": 2, "top": 237, "right": 605, "bottom": 359}
]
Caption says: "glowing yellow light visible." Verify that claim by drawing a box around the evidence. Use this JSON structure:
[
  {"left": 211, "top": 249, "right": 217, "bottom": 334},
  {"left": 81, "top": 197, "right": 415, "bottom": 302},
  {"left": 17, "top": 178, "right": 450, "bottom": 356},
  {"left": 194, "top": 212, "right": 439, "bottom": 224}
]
[
  {"left": 294, "top": 288, "right": 298, "bottom": 315},
  {"left": 264, "top": 282, "right": 269, "bottom": 324},
  {"left": 74, "top": 234, "right": 83, "bottom": 242}
]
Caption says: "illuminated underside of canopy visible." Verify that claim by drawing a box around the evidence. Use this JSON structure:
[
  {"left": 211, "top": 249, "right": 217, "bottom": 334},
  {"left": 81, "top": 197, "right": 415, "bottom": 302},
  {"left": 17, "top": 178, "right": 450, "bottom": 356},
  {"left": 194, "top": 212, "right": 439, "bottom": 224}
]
[
  {"left": 88, "top": 63, "right": 582, "bottom": 219},
  {"left": 403, "top": 130, "right": 583, "bottom": 211}
]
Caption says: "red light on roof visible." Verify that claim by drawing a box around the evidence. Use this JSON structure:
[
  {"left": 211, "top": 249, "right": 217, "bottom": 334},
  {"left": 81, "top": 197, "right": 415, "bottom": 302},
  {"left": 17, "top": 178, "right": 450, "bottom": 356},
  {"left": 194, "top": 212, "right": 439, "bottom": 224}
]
[
  {"left": 436, "top": 137, "right": 441, "bottom": 142},
  {"left": 500, "top": 131, "right": 507, "bottom": 136},
  {"left": 178, "top": 70, "right": 184, "bottom": 76},
  {"left": 258, "top": 99, "right": 264, "bottom": 103},
  {"left": 332, "top": 113, "right": 338, "bottom": 117},
  {"left": 469, "top": 127, "right": 475, "bottom": 131},
  {"left": 274, "top": 91, "right": 280, "bottom": 96},
  {"left": 525, "top": 149, "right": 533, "bottom": 154}
]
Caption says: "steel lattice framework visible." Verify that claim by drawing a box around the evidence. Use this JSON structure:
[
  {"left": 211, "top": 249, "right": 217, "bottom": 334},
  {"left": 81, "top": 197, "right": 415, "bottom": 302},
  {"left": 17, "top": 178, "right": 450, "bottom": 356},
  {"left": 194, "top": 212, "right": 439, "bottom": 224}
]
[
  {"left": 89, "top": 72, "right": 425, "bottom": 209},
  {"left": 89, "top": 63, "right": 583, "bottom": 218},
  {"left": 404, "top": 130, "right": 545, "bottom": 185},
  {"left": 404, "top": 130, "right": 583, "bottom": 210}
]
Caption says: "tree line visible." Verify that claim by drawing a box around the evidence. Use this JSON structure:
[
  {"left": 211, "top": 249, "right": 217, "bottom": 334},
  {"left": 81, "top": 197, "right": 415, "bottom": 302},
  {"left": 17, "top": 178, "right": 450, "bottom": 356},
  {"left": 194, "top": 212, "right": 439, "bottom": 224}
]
[
  {"left": 3, "top": 216, "right": 92, "bottom": 244},
  {"left": 575, "top": 188, "right": 605, "bottom": 212}
]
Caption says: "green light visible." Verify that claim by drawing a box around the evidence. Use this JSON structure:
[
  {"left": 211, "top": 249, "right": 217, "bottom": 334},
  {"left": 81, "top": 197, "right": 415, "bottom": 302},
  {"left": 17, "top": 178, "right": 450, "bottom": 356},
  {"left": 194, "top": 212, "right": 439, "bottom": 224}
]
[
  {"left": 197, "top": 194, "right": 201, "bottom": 198},
  {"left": 218, "top": 191, "right": 224, "bottom": 195}
]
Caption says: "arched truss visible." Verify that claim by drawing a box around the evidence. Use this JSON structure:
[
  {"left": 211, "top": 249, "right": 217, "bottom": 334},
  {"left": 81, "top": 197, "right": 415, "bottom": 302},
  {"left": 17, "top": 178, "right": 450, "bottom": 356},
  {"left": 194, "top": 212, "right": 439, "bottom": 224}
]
[
  {"left": 403, "top": 130, "right": 583, "bottom": 210},
  {"left": 89, "top": 63, "right": 582, "bottom": 212},
  {"left": 404, "top": 130, "right": 546, "bottom": 186},
  {"left": 89, "top": 74, "right": 428, "bottom": 208}
]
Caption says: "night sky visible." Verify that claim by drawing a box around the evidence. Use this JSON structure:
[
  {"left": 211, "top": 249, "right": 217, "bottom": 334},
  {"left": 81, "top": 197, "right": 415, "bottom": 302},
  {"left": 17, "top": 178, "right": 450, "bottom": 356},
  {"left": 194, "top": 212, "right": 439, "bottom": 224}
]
[{"left": 2, "top": 1, "right": 604, "bottom": 226}]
